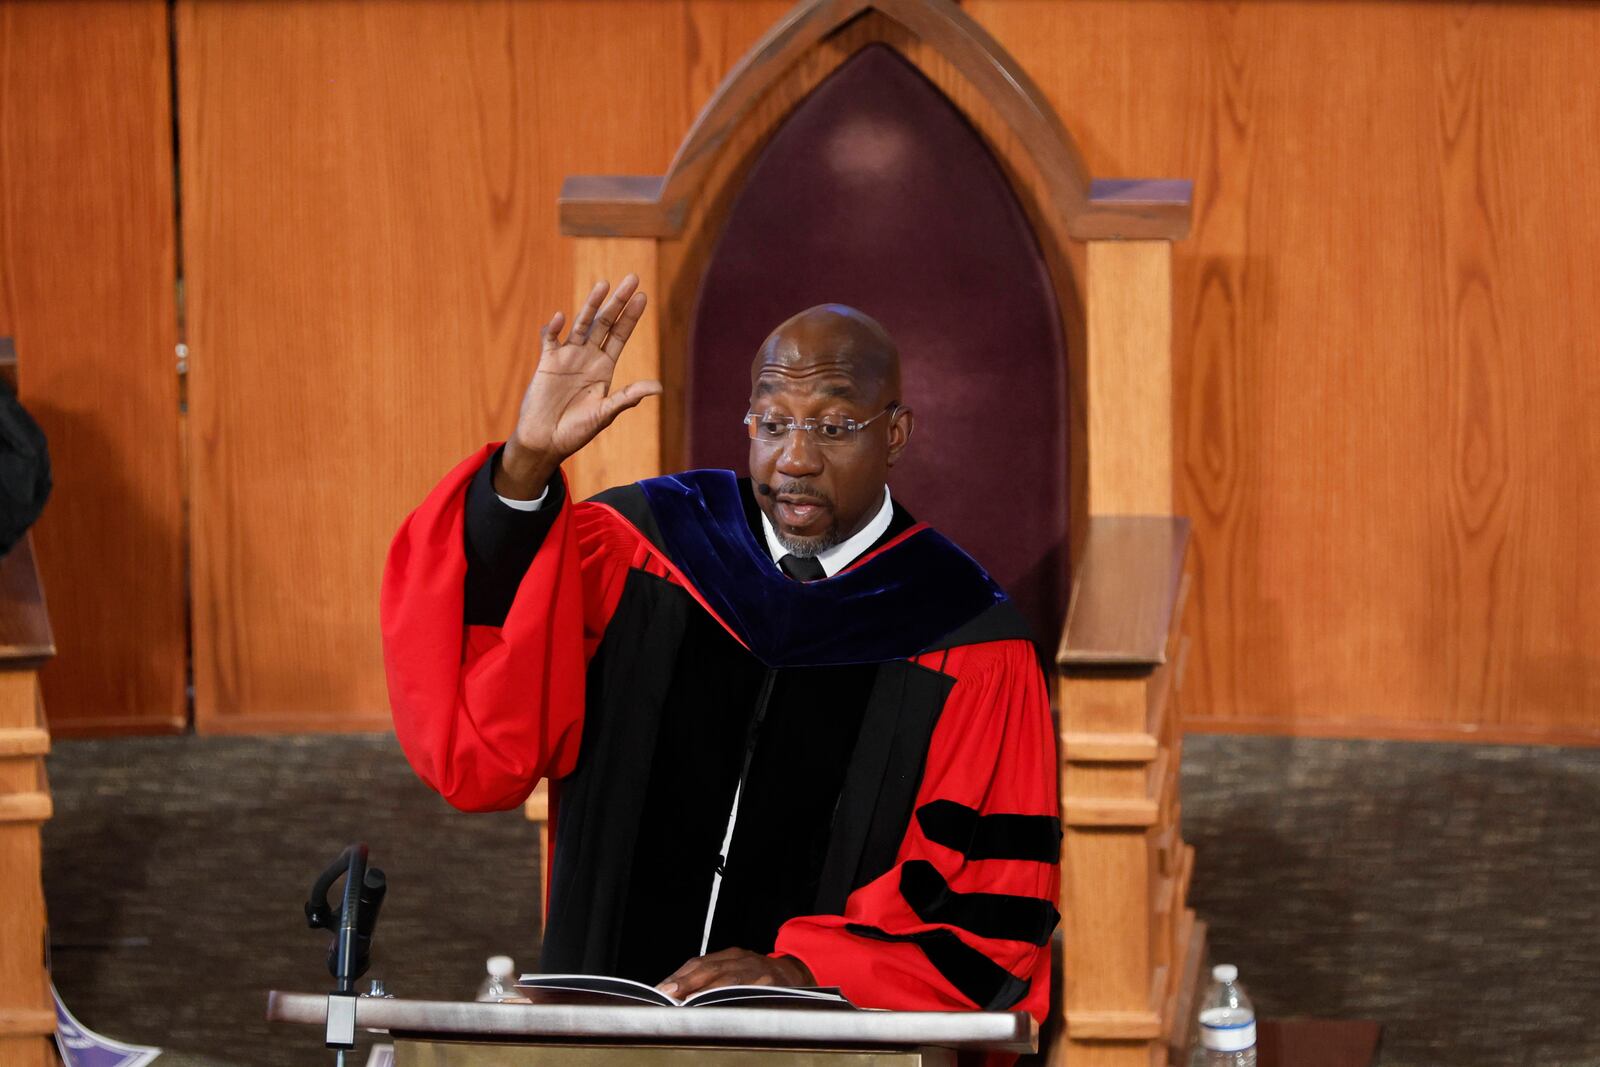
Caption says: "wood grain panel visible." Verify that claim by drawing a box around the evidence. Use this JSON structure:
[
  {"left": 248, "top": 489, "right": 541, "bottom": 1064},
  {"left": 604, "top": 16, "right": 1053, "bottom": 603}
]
[
  {"left": 1085, "top": 241, "right": 1172, "bottom": 515},
  {"left": 179, "top": 1, "right": 708, "bottom": 730},
  {"left": 0, "top": 1, "right": 185, "bottom": 734},
  {"left": 180, "top": 0, "right": 1600, "bottom": 740},
  {"left": 972, "top": 0, "right": 1600, "bottom": 740}
]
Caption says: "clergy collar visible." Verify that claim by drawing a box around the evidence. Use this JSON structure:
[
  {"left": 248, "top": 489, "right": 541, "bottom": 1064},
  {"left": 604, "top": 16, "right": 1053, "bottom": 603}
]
[{"left": 758, "top": 486, "right": 893, "bottom": 578}]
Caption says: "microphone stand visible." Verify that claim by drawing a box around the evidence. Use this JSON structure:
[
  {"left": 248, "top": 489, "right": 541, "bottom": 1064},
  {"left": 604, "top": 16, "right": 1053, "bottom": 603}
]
[{"left": 306, "top": 844, "right": 387, "bottom": 1063}]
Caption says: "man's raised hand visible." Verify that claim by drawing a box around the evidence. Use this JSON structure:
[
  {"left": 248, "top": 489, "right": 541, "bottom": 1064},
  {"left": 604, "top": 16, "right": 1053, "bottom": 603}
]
[{"left": 496, "top": 274, "right": 662, "bottom": 499}]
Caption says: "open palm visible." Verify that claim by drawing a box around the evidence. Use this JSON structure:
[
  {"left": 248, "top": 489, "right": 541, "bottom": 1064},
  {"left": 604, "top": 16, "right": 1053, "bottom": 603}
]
[{"left": 500, "top": 274, "right": 661, "bottom": 496}]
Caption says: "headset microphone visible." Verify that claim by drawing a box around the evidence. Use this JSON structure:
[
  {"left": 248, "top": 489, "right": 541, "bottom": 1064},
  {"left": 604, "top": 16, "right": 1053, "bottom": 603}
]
[{"left": 757, "top": 483, "right": 773, "bottom": 496}]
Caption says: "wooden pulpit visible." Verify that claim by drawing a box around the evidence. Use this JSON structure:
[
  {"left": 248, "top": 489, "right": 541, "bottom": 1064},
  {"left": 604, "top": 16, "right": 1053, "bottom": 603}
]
[
  {"left": 267, "top": 991, "right": 1037, "bottom": 1066},
  {"left": 524, "top": 3, "right": 1204, "bottom": 1063}
]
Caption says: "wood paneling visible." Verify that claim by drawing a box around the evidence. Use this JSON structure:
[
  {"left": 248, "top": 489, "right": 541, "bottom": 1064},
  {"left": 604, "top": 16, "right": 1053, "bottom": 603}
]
[
  {"left": 178, "top": 0, "right": 1600, "bottom": 741},
  {"left": 178, "top": 0, "right": 781, "bottom": 731},
  {"left": 0, "top": 1, "right": 185, "bottom": 734},
  {"left": 1085, "top": 240, "right": 1173, "bottom": 515},
  {"left": 970, "top": 0, "right": 1600, "bottom": 740}
]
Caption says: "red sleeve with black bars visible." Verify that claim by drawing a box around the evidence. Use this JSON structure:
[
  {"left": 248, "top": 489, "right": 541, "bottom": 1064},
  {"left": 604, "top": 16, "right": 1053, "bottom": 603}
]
[{"left": 773, "top": 636, "right": 1061, "bottom": 1043}]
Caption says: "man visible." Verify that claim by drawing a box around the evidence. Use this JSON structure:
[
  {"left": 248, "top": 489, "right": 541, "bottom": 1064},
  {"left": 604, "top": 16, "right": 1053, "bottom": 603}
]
[{"left": 382, "top": 275, "right": 1060, "bottom": 1023}]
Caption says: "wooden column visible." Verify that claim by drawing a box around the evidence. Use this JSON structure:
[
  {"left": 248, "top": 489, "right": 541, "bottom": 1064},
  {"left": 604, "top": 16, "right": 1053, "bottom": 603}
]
[
  {"left": 0, "top": 535, "right": 57, "bottom": 1067},
  {"left": 1084, "top": 240, "right": 1173, "bottom": 516},
  {"left": 1056, "top": 234, "right": 1196, "bottom": 1067}
]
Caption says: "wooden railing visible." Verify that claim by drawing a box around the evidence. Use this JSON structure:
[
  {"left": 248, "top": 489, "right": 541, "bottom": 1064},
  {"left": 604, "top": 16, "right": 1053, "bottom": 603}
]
[{"left": 1053, "top": 516, "right": 1201, "bottom": 1067}]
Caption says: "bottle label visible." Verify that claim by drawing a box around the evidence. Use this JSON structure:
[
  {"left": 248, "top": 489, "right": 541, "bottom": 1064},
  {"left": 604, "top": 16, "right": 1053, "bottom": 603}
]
[{"left": 1199, "top": 1007, "right": 1256, "bottom": 1052}]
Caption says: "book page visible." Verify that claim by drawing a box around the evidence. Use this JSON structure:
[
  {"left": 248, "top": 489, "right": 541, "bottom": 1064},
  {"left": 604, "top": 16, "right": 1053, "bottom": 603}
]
[
  {"left": 515, "top": 974, "right": 680, "bottom": 1007},
  {"left": 515, "top": 974, "right": 856, "bottom": 1009},
  {"left": 682, "top": 985, "right": 853, "bottom": 1009}
]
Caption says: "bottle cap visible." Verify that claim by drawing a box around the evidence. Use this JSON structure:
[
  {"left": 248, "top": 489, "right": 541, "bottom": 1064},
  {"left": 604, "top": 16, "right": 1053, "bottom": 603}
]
[
  {"left": 487, "top": 955, "right": 515, "bottom": 978},
  {"left": 1212, "top": 964, "right": 1238, "bottom": 982}
]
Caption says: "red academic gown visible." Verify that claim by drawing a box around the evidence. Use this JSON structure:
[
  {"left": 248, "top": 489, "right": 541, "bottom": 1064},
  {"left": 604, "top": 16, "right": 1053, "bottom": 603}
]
[{"left": 382, "top": 446, "right": 1061, "bottom": 1038}]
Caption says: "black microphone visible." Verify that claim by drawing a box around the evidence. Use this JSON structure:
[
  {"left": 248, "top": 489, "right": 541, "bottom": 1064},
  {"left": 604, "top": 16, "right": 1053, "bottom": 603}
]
[
  {"left": 757, "top": 483, "right": 773, "bottom": 496},
  {"left": 306, "top": 844, "right": 387, "bottom": 993},
  {"left": 336, "top": 862, "right": 386, "bottom": 992},
  {"left": 306, "top": 844, "right": 387, "bottom": 1053}
]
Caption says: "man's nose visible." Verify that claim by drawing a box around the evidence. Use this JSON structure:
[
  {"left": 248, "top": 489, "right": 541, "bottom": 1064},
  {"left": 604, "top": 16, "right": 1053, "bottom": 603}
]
[{"left": 775, "top": 428, "right": 825, "bottom": 475}]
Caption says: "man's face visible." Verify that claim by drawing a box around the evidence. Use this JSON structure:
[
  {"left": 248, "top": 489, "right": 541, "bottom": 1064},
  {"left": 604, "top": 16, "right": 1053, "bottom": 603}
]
[{"left": 747, "top": 361, "right": 910, "bottom": 557}]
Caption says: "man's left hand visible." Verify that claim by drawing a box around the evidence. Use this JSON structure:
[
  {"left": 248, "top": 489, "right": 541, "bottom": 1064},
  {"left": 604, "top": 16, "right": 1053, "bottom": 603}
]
[{"left": 657, "top": 948, "right": 814, "bottom": 997}]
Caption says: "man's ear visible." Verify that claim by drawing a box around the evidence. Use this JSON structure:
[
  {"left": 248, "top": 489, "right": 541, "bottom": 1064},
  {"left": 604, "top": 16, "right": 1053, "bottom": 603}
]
[{"left": 885, "top": 406, "right": 914, "bottom": 467}]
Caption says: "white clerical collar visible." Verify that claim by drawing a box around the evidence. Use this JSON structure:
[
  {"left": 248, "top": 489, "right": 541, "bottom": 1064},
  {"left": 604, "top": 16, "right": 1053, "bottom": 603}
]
[{"left": 760, "top": 485, "right": 894, "bottom": 578}]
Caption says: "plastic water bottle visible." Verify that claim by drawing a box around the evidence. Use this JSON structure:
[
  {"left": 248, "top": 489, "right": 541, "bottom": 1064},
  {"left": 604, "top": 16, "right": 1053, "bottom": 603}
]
[
  {"left": 475, "top": 955, "right": 515, "bottom": 1002},
  {"left": 1196, "top": 964, "right": 1256, "bottom": 1066}
]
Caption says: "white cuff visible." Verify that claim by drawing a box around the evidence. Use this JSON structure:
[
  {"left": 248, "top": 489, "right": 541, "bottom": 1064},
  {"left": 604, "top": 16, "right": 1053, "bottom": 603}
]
[{"left": 496, "top": 483, "right": 550, "bottom": 512}]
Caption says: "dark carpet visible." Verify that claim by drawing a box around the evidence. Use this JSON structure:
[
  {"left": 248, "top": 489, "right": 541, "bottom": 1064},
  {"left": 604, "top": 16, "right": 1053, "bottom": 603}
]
[{"left": 39, "top": 733, "right": 1600, "bottom": 1067}]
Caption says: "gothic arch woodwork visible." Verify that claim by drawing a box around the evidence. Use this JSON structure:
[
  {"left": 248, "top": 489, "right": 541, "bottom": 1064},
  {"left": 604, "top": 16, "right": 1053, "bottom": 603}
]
[
  {"left": 547, "top": 5, "right": 1201, "bottom": 1064},
  {"left": 685, "top": 43, "right": 1070, "bottom": 638}
]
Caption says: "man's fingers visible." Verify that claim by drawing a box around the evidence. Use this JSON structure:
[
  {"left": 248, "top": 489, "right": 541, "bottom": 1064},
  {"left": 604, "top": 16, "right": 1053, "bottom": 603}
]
[
  {"left": 658, "top": 956, "right": 714, "bottom": 996},
  {"left": 656, "top": 947, "right": 741, "bottom": 994},
  {"left": 655, "top": 949, "right": 787, "bottom": 998},
  {"left": 589, "top": 274, "right": 640, "bottom": 351},
  {"left": 601, "top": 291, "right": 648, "bottom": 359},
  {"left": 658, "top": 959, "right": 695, "bottom": 987},
  {"left": 669, "top": 960, "right": 733, "bottom": 997},
  {"left": 540, "top": 311, "right": 566, "bottom": 352},
  {"left": 595, "top": 379, "right": 663, "bottom": 430},
  {"left": 566, "top": 279, "right": 609, "bottom": 345}
]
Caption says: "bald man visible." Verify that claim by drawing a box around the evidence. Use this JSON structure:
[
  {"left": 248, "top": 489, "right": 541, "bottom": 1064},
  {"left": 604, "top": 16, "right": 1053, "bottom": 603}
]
[{"left": 383, "top": 277, "right": 1060, "bottom": 1028}]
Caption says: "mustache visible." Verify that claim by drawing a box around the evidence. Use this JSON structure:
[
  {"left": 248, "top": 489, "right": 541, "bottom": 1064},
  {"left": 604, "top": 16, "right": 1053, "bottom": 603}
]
[{"left": 772, "top": 480, "right": 833, "bottom": 506}]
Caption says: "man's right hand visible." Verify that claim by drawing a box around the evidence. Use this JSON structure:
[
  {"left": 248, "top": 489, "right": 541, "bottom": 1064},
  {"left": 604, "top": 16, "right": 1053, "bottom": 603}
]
[{"left": 495, "top": 274, "right": 661, "bottom": 499}]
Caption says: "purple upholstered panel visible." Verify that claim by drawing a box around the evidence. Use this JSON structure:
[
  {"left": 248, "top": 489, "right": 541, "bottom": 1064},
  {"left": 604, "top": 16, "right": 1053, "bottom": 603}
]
[{"left": 687, "top": 44, "right": 1068, "bottom": 639}]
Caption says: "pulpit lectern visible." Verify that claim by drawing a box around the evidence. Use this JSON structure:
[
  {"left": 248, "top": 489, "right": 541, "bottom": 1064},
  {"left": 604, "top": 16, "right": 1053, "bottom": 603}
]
[{"left": 267, "top": 992, "right": 1036, "bottom": 1065}]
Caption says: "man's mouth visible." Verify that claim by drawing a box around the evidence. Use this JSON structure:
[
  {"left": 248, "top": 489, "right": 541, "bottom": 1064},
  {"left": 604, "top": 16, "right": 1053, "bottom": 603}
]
[{"left": 775, "top": 495, "right": 830, "bottom": 528}]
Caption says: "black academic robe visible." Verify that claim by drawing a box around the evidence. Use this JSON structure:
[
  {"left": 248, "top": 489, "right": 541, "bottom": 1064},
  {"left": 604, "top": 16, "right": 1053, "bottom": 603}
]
[{"left": 382, "top": 444, "right": 1061, "bottom": 1026}]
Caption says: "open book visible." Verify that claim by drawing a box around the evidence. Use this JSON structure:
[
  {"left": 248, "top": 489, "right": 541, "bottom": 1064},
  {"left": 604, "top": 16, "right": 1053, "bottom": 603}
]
[{"left": 515, "top": 973, "right": 854, "bottom": 1010}]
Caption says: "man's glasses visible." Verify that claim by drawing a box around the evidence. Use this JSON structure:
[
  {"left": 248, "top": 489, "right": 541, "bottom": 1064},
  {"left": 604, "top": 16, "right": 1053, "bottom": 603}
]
[{"left": 743, "top": 403, "right": 899, "bottom": 447}]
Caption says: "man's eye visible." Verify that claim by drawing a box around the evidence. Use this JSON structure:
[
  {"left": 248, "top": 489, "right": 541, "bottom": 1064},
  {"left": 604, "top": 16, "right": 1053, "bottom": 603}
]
[
  {"left": 816, "top": 422, "right": 847, "bottom": 440},
  {"left": 758, "top": 420, "right": 789, "bottom": 437}
]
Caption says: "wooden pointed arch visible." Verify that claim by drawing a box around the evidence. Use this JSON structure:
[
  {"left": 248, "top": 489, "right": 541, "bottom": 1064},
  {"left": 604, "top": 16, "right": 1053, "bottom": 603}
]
[{"left": 559, "top": 0, "right": 1190, "bottom": 241}]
